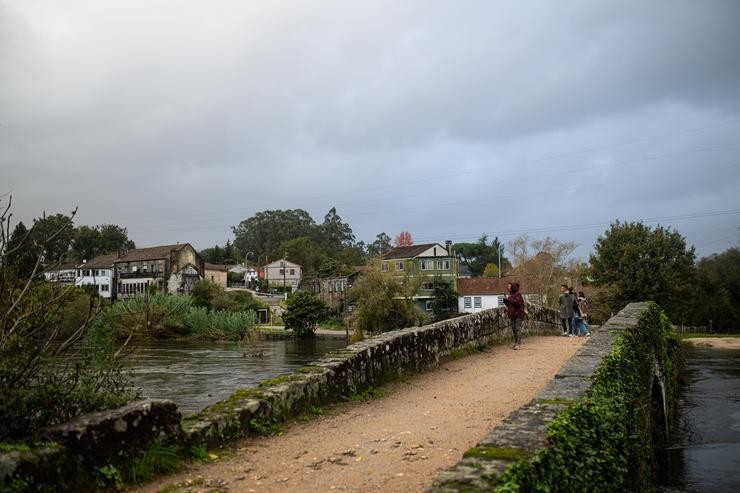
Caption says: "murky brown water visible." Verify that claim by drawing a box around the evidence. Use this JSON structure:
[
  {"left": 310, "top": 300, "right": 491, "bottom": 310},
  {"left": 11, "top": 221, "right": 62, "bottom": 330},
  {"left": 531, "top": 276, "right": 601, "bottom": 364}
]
[{"left": 123, "top": 336, "right": 347, "bottom": 415}]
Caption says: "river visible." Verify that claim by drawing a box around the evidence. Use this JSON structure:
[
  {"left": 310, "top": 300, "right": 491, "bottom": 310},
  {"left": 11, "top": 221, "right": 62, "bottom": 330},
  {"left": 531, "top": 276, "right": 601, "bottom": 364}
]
[
  {"left": 661, "top": 343, "right": 740, "bottom": 492},
  {"left": 123, "top": 336, "right": 347, "bottom": 415}
]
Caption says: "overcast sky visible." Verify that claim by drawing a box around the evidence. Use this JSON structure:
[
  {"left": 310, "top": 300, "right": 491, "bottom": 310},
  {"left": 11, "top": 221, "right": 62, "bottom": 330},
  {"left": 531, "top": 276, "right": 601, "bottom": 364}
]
[{"left": 2, "top": 0, "right": 740, "bottom": 263}]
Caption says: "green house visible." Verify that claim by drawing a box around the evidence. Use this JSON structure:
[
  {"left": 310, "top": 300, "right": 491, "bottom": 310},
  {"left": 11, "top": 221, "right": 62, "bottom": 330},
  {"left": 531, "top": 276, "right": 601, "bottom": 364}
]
[{"left": 381, "top": 242, "right": 459, "bottom": 314}]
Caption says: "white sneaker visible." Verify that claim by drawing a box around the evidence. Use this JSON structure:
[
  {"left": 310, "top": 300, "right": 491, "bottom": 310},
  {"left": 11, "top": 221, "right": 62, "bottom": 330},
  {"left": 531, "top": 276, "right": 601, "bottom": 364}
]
[
  {"left": 585, "top": 332, "right": 591, "bottom": 337},
  {"left": 562, "top": 332, "right": 568, "bottom": 336}
]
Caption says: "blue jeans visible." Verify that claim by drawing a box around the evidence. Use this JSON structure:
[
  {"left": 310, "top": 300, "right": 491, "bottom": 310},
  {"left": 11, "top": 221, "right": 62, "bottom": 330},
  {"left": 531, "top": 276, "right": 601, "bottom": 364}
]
[{"left": 574, "top": 316, "right": 589, "bottom": 336}]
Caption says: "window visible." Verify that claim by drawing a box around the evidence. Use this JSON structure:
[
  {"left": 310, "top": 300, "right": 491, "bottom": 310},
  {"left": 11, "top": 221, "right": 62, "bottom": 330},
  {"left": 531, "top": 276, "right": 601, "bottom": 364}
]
[
  {"left": 474, "top": 297, "right": 482, "bottom": 308},
  {"left": 290, "top": 269, "right": 295, "bottom": 275},
  {"left": 381, "top": 262, "right": 389, "bottom": 272},
  {"left": 421, "top": 260, "right": 434, "bottom": 270},
  {"left": 436, "top": 260, "right": 450, "bottom": 270},
  {"left": 211, "top": 276, "right": 215, "bottom": 281},
  {"left": 396, "top": 261, "right": 404, "bottom": 271},
  {"left": 464, "top": 297, "right": 472, "bottom": 309},
  {"left": 421, "top": 282, "right": 434, "bottom": 291},
  {"left": 280, "top": 269, "right": 285, "bottom": 275},
  {"left": 425, "top": 300, "right": 433, "bottom": 311},
  {"left": 100, "top": 284, "right": 109, "bottom": 292}
]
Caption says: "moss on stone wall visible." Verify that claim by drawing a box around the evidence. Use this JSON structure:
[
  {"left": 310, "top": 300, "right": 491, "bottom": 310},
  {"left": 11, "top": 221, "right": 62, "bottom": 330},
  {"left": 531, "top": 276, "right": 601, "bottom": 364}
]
[{"left": 490, "top": 302, "right": 680, "bottom": 492}]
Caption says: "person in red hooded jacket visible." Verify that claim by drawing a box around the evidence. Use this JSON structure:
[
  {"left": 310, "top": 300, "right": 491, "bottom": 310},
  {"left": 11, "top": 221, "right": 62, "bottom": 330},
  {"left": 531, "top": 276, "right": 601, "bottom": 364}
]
[{"left": 502, "top": 282, "right": 525, "bottom": 350}]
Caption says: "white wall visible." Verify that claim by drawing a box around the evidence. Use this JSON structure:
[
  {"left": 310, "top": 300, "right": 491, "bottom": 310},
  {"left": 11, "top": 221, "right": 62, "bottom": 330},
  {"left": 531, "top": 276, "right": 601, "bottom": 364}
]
[
  {"left": 76, "top": 268, "right": 113, "bottom": 298},
  {"left": 458, "top": 294, "right": 504, "bottom": 314}
]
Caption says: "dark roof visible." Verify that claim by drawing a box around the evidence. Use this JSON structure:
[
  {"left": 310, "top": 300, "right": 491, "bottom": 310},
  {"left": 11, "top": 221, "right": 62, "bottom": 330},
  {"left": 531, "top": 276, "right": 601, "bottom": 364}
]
[
  {"left": 115, "top": 244, "right": 186, "bottom": 263},
  {"left": 457, "top": 277, "right": 526, "bottom": 296},
  {"left": 43, "top": 263, "right": 77, "bottom": 273},
  {"left": 204, "top": 262, "right": 230, "bottom": 272},
  {"left": 382, "top": 243, "right": 444, "bottom": 260},
  {"left": 79, "top": 254, "right": 118, "bottom": 269}
]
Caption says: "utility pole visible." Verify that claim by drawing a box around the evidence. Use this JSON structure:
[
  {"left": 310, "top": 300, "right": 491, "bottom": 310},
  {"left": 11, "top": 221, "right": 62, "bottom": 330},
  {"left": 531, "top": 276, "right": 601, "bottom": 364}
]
[{"left": 283, "top": 251, "right": 287, "bottom": 300}]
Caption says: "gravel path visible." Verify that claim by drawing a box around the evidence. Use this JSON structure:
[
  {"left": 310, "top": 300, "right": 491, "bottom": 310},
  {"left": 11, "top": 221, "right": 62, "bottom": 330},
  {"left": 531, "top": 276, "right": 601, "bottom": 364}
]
[{"left": 136, "top": 335, "right": 585, "bottom": 493}]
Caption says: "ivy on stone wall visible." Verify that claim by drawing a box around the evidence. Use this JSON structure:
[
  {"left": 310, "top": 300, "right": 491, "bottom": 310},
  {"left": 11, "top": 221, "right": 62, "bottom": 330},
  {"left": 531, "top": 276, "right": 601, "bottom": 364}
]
[{"left": 493, "top": 302, "right": 680, "bottom": 492}]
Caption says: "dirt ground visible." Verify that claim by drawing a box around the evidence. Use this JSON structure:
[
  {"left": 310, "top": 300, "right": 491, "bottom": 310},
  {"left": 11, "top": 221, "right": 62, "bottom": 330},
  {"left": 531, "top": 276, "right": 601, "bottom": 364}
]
[
  {"left": 135, "top": 336, "right": 585, "bottom": 493},
  {"left": 684, "top": 336, "right": 740, "bottom": 349}
]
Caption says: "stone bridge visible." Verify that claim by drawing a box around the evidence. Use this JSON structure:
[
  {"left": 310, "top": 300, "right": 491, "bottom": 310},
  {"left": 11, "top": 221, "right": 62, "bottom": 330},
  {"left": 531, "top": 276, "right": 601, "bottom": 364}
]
[{"left": 1, "top": 302, "right": 676, "bottom": 491}]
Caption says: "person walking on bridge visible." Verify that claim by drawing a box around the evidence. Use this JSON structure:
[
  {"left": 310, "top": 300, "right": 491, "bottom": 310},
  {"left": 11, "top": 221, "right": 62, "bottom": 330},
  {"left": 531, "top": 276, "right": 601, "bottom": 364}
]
[
  {"left": 503, "top": 282, "right": 525, "bottom": 350},
  {"left": 558, "top": 284, "right": 575, "bottom": 336}
]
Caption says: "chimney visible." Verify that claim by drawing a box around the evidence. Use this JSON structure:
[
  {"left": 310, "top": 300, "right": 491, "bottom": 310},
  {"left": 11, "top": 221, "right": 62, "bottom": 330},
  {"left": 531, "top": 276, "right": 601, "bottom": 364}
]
[{"left": 445, "top": 240, "right": 453, "bottom": 256}]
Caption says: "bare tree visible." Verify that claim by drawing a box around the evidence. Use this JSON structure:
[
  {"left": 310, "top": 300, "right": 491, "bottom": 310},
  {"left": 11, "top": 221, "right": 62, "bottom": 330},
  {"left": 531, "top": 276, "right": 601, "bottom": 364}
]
[{"left": 507, "top": 234, "right": 578, "bottom": 308}]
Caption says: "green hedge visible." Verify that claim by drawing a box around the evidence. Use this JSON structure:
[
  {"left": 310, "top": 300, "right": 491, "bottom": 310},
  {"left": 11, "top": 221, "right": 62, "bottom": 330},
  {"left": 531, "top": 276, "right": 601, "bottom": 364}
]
[{"left": 493, "top": 302, "right": 680, "bottom": 492}]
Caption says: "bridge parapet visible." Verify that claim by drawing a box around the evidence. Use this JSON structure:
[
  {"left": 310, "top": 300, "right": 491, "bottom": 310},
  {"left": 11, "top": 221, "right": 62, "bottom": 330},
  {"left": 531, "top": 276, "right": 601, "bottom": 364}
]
[{"left": 430, "top": 301, "right": 679, "bottom": 492}]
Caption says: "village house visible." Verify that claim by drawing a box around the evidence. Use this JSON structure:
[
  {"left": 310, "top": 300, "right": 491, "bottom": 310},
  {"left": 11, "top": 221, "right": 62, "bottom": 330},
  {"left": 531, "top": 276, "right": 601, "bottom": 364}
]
[
  {"left": 304, "top": 271, "right": 361, "bottom": 316},
  {"left": 381, "top": 242, "right": 459, "bottom": 314},
  {"left": 75, "top": 254, "right": 117, "bottom": 298},
  {"left": 114, "top": 243, "right": 204, "bottom": 299},
  {"left": 204, "top": 263, "right": 229, "bottom": 288},
  {"left": 458, "top": 276, "right": 542, "bottom": 314},
  {"left": 259, "top": 259, "right": 302, "bottom": 291},
  {"left": 42, "top": 263, "right": 77, "bottom": 285}
]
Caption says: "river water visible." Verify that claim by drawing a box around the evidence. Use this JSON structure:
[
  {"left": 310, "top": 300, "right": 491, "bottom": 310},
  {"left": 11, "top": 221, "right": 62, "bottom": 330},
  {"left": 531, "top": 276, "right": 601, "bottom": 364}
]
[
  {"left": 123, "top": 336, "right": 347, "bottom": 415},
  {"left": 661, "top": 344, "right": 740, "bottom": 492}
]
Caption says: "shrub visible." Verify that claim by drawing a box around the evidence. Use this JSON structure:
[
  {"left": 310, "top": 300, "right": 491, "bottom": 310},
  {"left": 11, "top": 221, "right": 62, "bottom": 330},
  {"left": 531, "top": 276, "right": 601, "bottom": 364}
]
[{"left": 283, "top": 291, "right": 329, "bottom": 338}]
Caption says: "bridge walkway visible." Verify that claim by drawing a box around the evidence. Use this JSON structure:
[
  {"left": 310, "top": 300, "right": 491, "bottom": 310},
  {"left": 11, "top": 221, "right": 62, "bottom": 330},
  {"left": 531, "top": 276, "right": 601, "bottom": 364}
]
[{"left": 138, "top": 336, "right": 585, "bottom": 493}]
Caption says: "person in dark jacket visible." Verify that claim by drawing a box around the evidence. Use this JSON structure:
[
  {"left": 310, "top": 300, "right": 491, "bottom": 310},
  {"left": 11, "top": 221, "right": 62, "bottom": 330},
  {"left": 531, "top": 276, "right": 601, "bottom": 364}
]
[
  {"left": 503, "top": 282, "right": 525, "bottom": 350},
  {"left": 558, "top": 284, "right": 575, "bottom": 336}
]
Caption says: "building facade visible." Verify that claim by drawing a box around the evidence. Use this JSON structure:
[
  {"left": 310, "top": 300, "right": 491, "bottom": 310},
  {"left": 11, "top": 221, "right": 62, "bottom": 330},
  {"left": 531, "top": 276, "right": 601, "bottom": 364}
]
[
  {"left": 261, "top": 259, "right": 302, "bottom": 291},
  {"left": 381, "top": 242, "right": 459, "bottom": 314},
  {"left": 114, "top": 243, "right": 204, "bottom": 299},
  {"left": 76, "top": 254, "right": 117, "bottom": 298},
  {"left": 204, "top": 263, "right": 229, "bottom": 288}
]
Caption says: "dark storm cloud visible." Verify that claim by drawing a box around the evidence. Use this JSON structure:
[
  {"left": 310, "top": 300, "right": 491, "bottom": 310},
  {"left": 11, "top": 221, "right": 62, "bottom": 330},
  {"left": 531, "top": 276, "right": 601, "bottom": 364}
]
[{"left": 1, "top": 0, "right": 739, "bottom": 260}]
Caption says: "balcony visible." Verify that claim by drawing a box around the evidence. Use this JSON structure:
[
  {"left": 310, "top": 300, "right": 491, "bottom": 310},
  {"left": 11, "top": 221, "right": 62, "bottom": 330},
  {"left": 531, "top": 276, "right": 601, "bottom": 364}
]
[{"left": 117, "top": 271, "right": 164, "bottom": 279}]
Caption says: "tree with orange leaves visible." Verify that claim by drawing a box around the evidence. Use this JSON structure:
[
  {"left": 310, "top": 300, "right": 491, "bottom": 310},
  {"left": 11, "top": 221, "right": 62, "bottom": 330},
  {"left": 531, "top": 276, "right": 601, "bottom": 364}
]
[{"left": 394, "top": 230, "right": 413, "bottom": 247}]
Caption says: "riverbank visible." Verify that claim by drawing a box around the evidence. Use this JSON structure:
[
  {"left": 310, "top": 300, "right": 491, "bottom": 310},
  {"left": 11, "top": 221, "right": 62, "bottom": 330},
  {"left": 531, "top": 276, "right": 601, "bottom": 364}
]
[
  {"left": 683, "top": 336, "right": 740, "bottom": 349},
  {"left": 134, "top": 336, "right": 585, "bottom": 493}
]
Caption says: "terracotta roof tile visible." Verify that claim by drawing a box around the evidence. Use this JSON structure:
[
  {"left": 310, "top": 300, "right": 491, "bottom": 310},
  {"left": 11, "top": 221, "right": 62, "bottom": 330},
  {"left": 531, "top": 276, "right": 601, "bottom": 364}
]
[
  {"left": 456, "top": 277, "right": 525, "bottom": 295},
  {"left": 204, "top": 262, "right": 230, "bottom": 272}
]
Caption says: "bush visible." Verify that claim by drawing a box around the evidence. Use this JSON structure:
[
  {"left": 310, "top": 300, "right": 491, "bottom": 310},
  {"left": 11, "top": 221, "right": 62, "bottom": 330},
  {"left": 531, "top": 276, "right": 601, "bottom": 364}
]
[{"left": 283, "top": 291, "right": 329, "bottom": 338}]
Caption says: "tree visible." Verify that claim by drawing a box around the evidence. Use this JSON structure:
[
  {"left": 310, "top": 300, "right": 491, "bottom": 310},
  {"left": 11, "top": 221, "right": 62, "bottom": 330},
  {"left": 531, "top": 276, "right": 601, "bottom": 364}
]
[
  {"left": 483, "top": 263, "right": 500, "bottom": 278},
  {"left": 691, "top": 247, "right": 739, "bottom": 331},
  {"left": 200, "top": 245, "right": 226, "bottom": 264},
  {"left": 508, "top": 234, "right": 578, "bottom": 308},
  {"left": 97, "top": 224, "right": 135, "bottom": 254},
  {"left": 6, "top": 222, "right": 38, "bottom": 279},
  {"left": 589, "top": 222, "right": 695, "bottom": 322},
  {"left": 71, "top": 225, "right": 100, "bottom": 262},
  {"left": 232, "top": 209, "right": 317, "bottom": 261},
  {"left": 394, "top": 230, "right": 413, "bottom": 247},
  {"left": 283, "top": 236, "right": 327, "bottom": 274},
  {"left": 367, "top": 232, "right": 392, "bottom": 257},
  {"left": 0, "top": 198, "right": 134, "bottom": 441},
  {"left": 283, "top": 291, "right": 329, "bottom": 338},
  {"left": 31, "top": 213, "right": 75, "bottom": 262},
  {"left": 347, "top": 260, "right": 425, "bottom": 338},
  {"left": 430, "top": 279, "right": 458, "bottom": 322},
  {"left": 317, "top": 207, "right": 355, "bottom": 255},
  {"left": 455, "top": 234, "right": 511, "bottom": 277}
]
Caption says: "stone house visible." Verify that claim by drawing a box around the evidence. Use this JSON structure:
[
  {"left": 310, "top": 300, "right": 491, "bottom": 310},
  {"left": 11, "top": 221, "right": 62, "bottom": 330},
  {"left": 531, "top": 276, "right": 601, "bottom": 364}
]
[
  {"left": 76, "top": 254, "right": 117, "bottom": 299},
  {"left": 381, "top": 242, "right": 459, "bottom": 314},
  {"left": 204, "top": 263, "right": 229, "bottom": 288},
  {"left": 304, "top": 271, "right": 361, "bottom": 316},
  {"left": 114, "top": 243, "right": 204, "bottom": 299}
]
